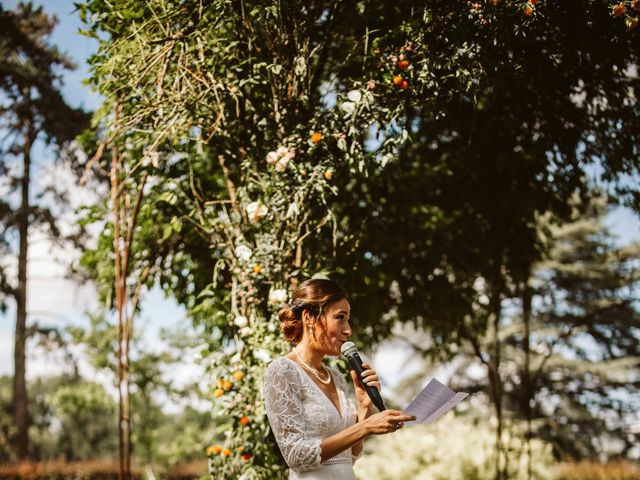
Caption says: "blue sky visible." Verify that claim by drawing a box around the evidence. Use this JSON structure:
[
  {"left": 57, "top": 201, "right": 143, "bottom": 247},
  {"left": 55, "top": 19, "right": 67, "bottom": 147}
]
[{"left": 1, "top": 0, "right": 639, "bottom": 384}]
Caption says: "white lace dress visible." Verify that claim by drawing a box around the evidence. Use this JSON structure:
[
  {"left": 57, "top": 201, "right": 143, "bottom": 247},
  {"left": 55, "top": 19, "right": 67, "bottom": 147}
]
[{"left": 263, "top": 356, "right": 359, "bottom": 479}]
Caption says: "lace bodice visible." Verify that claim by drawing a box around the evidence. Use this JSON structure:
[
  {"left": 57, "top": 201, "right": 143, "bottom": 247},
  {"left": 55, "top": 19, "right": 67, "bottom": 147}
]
[{"left": 262, "top": 356, "right": 358, "bottom": 474}]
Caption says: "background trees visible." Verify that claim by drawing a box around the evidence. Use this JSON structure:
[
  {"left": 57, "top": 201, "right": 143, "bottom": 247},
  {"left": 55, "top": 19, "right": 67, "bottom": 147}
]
[
  {"left": 1, "top": 0, "right": 638, "bottom": 478},
  {"left": 75, "top": 1, "right": 640, "bottom": 478},
  {"left": 0, "top": 1, "right": 90, "bottom": 459}
]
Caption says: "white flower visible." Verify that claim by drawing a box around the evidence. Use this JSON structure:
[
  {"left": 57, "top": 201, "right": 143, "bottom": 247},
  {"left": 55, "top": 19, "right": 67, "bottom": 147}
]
[
  {"left": 275, "top": 157, "right": 289, "bottom": 172},
  {"left": 141, "top": 149, "right": 160, "bottom": 168},
  {"left": 246, "top": 201, "right": 268, "bottom": 223},
  {"left": 268, "top": 288, "right": 288, "bottom": 305},
  {"left": 347, "top": 89, "right": 362, "bottom": 103},
  {"left": 233, "top": 315, "right": 248, "bottom": 328},
  {"left": 286, "top": 202, "right": 300, "bottom": 218},
  {"left": 234, "top": 244, "right": 252, "bottom": 261},
  {"left": 276, "top": 145, "right": 289, "bottom": 157},
  {"left": 284, "top": 148, "right": 296, "bottom": 160},
  {"left": 254, "top": 348, "right": 271, "bottom": 363},
  {"left": 239, "top": 326, "right": 252, "bottom": 337},
  {"left": 266, "top": 151, "right": 279, "bottom": 164},
  {"left": 340, "top": 101, "right": 355, "bottom": 115},
  {"left": 218, "top": 211, "right": 231, "bottom": 224}
]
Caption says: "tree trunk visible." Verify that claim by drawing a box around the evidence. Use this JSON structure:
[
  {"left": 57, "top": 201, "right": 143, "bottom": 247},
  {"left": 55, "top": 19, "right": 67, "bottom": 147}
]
[
  {"left": 489, "top": 285, "right": 504, "bottom": 480},
  {"left": 522, "top": 285, "right": 532, "bottom": 480},
  {"left": 13, "top": 118, "right": 34, "bottom": 460},
  {"left": 110, "top": 103, "right": 128, "bottom": 480}
]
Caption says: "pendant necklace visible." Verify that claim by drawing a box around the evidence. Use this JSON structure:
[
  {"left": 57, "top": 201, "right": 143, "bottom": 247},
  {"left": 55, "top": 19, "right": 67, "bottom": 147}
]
[{"left": 294, "top": 348, "right": 332, "bottom": 385}]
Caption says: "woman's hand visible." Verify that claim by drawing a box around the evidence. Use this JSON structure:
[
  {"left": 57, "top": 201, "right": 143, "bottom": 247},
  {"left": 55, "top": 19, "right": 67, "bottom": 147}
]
[
  {"left": 350, "top": 364, "right": 381, "bottom": 419},
  {"left": 363, "top": 410, "right": 416, "bottom": 435}
]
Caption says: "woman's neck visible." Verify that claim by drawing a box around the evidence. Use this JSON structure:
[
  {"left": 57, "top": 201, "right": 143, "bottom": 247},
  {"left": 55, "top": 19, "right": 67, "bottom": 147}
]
[{"left": 294, "top": 341, "right": 324, "bottom": 370}]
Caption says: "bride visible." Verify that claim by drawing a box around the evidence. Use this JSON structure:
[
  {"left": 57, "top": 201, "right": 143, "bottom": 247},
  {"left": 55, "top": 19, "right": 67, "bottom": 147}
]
[{"left": 263, "top": 278, "right": 414, "bottom": 479}]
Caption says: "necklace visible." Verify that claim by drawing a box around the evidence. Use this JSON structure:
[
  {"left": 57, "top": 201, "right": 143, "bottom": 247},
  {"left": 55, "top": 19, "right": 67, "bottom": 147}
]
[{"left": 293, "top": 348, "right": 332, "bottom": 385}]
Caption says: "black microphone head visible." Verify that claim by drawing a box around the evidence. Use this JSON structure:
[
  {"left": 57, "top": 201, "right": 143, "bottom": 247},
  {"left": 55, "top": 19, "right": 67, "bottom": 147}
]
[{"left": 341, "top": 341, "right": 357, "bottom": 358}]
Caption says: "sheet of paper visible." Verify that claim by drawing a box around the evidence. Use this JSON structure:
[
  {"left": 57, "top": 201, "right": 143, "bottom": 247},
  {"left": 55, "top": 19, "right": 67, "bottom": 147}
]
[{"left": 403, "top": 378, "right": 468, "bottom": 426}]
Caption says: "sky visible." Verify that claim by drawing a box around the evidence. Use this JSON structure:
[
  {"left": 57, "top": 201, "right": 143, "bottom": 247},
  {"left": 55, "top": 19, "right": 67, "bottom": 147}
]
[{"left": 1, "top": 0, "right": 640, "bottom": 397}]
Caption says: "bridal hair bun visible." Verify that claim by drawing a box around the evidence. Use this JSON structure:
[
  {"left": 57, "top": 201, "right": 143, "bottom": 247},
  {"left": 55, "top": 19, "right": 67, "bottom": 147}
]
[
  {"left": 277, "top": 278, "right": 346, "bottom": 345},
  {"left": 278, "top": 306, "right": 302, "bottom": 344}
]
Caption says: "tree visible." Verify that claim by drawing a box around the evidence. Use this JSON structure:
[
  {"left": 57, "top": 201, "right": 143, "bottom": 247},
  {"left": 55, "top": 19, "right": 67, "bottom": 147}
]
[
  {"left": 519, "top": 200, "right": 640, "bottom": 461},
  {"left": 67, "top": 312, "right": 220, "bottom": 472},
  {"left": 0, "top": 2, "right": 90, "bottom": 460},
  {"left": 77, "top": 1, "right": 640, "bottom": 477},
  {"left": 443, "top": 198, "right": 640, "bottom": 476}
]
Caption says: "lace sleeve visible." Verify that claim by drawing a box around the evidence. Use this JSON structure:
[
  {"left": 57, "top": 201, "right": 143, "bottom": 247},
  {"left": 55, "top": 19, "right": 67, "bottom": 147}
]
[{"left": 262, "top": 358, "right": 323, "bottom": 472}]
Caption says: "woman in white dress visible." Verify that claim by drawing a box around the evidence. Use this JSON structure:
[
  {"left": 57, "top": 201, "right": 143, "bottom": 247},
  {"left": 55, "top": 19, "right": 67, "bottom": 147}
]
[{"left": 263, "top": 278, "right": 415, "bottom": 479}]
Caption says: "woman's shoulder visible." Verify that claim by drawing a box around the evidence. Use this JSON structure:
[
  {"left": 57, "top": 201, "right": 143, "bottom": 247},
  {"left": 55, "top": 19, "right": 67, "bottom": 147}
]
[{"left": 264, "top": 355, "right": 298, "bottom": 379}]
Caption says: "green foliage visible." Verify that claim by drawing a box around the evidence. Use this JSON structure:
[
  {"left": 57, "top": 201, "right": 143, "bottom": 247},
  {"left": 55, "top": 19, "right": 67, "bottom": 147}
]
[
  {"left": 49, "top": 381, "right": 118, "bottom": 460},
  {"left": 67, "top": 313, "right": 223, "bottom": 468},
  {"left": 77, "top": 0, "right": 640, "bottom": 476},
  {"left": 443, "top": 197, "right": 640, "bottom": 461},
  {"left": 0, "top": 375, "right": 115, "bottom": 462},
  {"left": 354, "top": 415, "right": 554, "bottom": 480}
]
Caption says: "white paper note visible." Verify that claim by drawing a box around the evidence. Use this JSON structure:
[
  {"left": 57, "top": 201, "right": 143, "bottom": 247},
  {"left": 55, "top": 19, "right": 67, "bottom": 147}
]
[{"left": 403, "top": 378, "right": 468, "bottom": 426}]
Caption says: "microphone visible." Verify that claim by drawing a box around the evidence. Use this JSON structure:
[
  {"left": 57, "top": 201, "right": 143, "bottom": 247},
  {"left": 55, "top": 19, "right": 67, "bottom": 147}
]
[{"left": 340, "top": 341, "right": 386, "bottom": 412}]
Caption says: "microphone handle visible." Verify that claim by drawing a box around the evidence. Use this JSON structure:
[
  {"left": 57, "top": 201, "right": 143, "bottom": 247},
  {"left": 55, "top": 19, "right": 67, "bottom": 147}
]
[{"left": 347, "top": 355, "right": 386, "bottom": 412}]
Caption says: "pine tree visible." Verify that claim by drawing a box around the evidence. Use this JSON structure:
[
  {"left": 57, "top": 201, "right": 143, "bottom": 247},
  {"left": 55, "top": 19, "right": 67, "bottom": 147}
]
[{"left": 0, "top": 2, "right": 90, "bottom": 459}]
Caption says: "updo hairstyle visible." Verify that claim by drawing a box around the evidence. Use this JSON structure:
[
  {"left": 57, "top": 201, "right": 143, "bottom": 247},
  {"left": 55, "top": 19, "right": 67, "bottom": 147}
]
[{"left": 278, "top": 278, "right": 347, "bottom": 345}]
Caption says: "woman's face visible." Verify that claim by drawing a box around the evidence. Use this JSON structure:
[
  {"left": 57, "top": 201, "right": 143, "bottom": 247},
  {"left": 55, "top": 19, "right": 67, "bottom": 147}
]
[{"left": 312, "top": 298, "right": 352, "bottom": 356}]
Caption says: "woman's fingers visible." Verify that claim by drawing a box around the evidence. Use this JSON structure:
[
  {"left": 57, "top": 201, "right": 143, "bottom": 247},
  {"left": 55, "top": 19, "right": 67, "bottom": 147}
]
[
  {"left": 360, "top": 364, "right": 380, "bottom": 389},
  {"left": 387, "top": 410, "right": 416, "bottom": 422}
]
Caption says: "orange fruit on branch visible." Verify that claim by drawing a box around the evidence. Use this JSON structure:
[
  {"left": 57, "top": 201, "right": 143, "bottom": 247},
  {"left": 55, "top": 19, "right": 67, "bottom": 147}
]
[{"left": 613, "top": 3, "right": 626, "bottom": 16}]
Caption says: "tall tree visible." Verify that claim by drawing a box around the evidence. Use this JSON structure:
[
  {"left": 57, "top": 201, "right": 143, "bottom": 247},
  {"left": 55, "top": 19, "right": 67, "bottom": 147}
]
[
  {"left": 0, "top": 2, "right": 89, "bottom": 459},
  {"left": 448, "top": 198, "right": 640, "bottom": 471},
  {"left": 78, "top": 0, "right": 640, "bottom": 477}
]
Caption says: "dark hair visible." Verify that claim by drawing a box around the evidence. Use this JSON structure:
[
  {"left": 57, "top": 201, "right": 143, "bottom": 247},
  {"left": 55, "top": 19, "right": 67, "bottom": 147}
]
[{"left": 278, "top": 278, "right": 347, "bottom": 345}]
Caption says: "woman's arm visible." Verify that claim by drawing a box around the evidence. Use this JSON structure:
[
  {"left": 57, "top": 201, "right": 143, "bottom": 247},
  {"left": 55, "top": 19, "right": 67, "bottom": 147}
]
[
  {"left": 321, "top": 409, "right": 415, "bottom": 462},
  {"left": 350, "top": 404, "right": 373, "bottom": 459},
  {"left": 321, "top": 419, "right": 369, "bottom": 461}
]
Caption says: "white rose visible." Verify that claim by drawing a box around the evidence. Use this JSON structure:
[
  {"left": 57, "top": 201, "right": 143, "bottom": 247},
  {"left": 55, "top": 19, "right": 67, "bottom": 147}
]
[
  {"left": 218, "top": 211, "right": 231, "bottom": 224},
  {"left": 347, "top": 89, "right": 362, "bottom": 103},
  {"left": 268, "top": 288, "right": 288, "bottom": 305},
  {"left": 286, "top": 202, "right": 300, "bottom": 218},
  {"left": 266, "top": 151, "right": 279, "bottom": 164},
  {"left": 239, "top": 326, "right": 252, "bottom": 337},
  {"left": 275, "top": 157, "right": 289, "bottom": 172},
  {"left": 233, "top": 315, "right": 248, "bottom": 328},
  {"left": 276, "top": 145, "right": 288, "bottom": 157},
  {"left": 254, "top": 348, "right": 271, "bottom": 363},
  {"left": 234, "top": 244, "right": 252, "bottom": 261},
  {"left": 284, "top": 148, "right": 296, "bottom": 160},
  {"left": 142, "top": 149, "right": 160, "bottom": 168},
  {"left": 246, "top": 201, "right": 268, "bottom": 223},
  {"left": 340, "top": 101, "right": 355, "bottom": 115}
]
